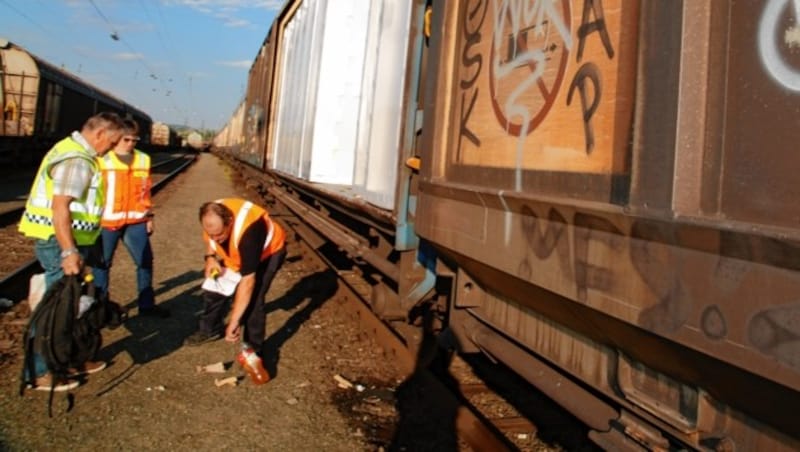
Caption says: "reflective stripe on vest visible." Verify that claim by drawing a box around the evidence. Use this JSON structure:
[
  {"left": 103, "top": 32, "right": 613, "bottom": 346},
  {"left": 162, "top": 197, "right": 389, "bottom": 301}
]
[
  {"left": 18, "top": 136, "right": 105, "bottom": 245},
  {"left": 204, "top": 198, "right": 285, "bottom": 272},
  {"left": 98, "top": 150, "right": 152, "bottom": 228}
]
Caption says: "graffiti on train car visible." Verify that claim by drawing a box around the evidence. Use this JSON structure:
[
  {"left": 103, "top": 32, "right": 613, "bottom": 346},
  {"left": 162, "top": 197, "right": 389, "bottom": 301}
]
[
  {"left": 758, "top": 0, "right": 800, "bottom": 92},
  {"left": 454, "top": 0, "right": 637, "bottom": 180},
  {"left": 516, "top": 203, "right": 800, "bottom": 371},
  {"left": 245, "top": 103, "right": 265, "bottom": 160}
]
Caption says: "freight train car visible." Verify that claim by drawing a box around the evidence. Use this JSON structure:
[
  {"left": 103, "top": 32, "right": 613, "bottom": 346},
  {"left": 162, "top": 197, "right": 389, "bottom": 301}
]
[
  {"left": 216, "top": 1, "right": 800, "bottom": 449},
  {"left": 215, "top": 100, "right": 245, "bottom": 156},
  {"left": 0, "top": 39, "right": 152, "bottom": 166},
  {"left": 151, "top": 121, "right": 180, "bottom": 148},
  {"left": 237, "top": 26, "right": 278, "bottom": 168}
]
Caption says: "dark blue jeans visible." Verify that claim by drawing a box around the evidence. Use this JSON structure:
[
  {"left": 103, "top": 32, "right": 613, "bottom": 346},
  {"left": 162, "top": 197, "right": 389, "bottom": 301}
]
[{"left": 94, "top": 222, "right": 155, "bottom": 309}]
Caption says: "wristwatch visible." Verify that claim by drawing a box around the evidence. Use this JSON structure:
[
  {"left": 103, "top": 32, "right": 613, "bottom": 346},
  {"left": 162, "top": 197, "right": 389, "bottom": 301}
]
[{"left": 60, "top": 247, "right": 79, "bottom": 259}]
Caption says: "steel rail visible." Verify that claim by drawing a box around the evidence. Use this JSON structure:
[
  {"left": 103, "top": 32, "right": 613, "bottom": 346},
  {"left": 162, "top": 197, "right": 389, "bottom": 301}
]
[{"left": 261, "top": 170, "right": 519, "bottom": 452}]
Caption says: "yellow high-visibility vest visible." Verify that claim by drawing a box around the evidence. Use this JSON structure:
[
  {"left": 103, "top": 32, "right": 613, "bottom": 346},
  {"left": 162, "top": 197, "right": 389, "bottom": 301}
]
[{"left": 19, "top": 136, "right": 105, "bottom": 245}]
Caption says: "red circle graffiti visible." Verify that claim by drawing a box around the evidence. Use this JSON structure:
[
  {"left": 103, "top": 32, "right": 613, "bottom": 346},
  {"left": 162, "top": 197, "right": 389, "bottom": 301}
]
[{"left": 489, "top": 1, "right": 571, "bottom": 137}]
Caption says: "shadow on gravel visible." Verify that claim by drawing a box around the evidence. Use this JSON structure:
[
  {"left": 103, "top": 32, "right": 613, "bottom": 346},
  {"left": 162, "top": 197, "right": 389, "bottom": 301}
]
[
  {"left": 94, "top": 270, "right": 205, "bottom": 393},
  {"left": 95, "top": 268, "right": 339, "bottom": 393},
  {"left": 152, "top": 270, "right": 205, "bottom": 301},
  {"left": 261, "top": 269, "right": 338, "bottom": 379},
  {"left": 388, "top": 304, "right": 461, "bottom": 452}
]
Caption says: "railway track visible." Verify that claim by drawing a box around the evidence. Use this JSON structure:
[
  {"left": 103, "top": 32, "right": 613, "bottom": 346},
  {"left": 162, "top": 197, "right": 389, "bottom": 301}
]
[
  {"left": 280, "top": 208, "right": 541, "bottom": 451},
  {"left": 236, "top": 164, "right": 589, "bottom": 451},
  {"left": 0, "top": 153, "right": 196, "bottom": 302}
]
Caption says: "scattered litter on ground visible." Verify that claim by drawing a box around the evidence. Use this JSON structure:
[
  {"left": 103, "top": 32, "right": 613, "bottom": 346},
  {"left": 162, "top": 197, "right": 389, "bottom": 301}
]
[
  {"left": 334, "top": 374, "right": 353, "bottom": 389},
  {"left": 196, "top": 361, "right": 226, "bottom": 373},
  {"left": 214, "top": 376, "right": 238, "bottom": 387}
]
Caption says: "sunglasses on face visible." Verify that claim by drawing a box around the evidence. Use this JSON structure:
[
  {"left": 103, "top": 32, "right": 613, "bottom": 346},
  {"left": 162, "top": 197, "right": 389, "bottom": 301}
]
[{"left": 122, "top": 137, "right": 140, "bottom": 143}]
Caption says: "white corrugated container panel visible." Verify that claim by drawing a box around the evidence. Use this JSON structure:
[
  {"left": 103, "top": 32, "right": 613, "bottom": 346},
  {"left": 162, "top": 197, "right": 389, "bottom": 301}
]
[
  {"left": 306, "top": 1, "right": 369, "bottom": 186},
  {"left": 352, "top": 1, "right": 413, "bottom": 210},
  {"left": 272, "top": 0, "right": 327, "bottom": 179},
  {"left": 272, "top": 1, "right": 413, "bottom": 211},
  {"left": 273, "top": 0, "right": 371, "bottom": 185}
]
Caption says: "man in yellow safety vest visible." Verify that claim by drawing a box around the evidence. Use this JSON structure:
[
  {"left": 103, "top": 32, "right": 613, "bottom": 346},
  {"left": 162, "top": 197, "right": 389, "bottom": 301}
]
[{"left": 19, "top": 111, "right": 125, "bottom": 392}]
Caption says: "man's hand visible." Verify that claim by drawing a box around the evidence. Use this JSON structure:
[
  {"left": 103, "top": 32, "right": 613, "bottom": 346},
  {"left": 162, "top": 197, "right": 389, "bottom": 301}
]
[
  {"left": 61, "top": 252, "right": 83, "bottom": 275},
  {"left": 52, "top": 194, "right": 83, "bottom": 275},
  {"left": 204, "top": 258, "right": 221, "bottom": 278},
  {"left": 146, "top": 219, "right": 154, "bottom": 235},
  {"left": 225, "top": 322, "right": 241, "bottom": 342}
]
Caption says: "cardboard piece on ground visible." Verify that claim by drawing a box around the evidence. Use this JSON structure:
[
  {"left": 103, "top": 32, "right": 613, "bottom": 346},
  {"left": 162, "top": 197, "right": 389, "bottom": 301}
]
[
  {"left": 215, "top": 376, "right": 238, "bottom": 387},
  {"left": 333, "top": 374, "right": 353, "bottom": 389},
  {"left": 196, "top": 362, "right": 226, "bottom": 373}
]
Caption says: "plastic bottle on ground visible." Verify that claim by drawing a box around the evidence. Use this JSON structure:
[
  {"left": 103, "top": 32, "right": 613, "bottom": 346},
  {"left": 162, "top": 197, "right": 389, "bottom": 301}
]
[{"left": 237, "top": 342, "right": 270, "bottom": 385}]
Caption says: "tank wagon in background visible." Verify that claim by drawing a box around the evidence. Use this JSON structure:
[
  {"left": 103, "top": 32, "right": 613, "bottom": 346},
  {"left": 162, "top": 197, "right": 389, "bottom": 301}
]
[
  {"left": 0, "top": 39, "right": 152, "bottom": 166},
  {"left": 150, "top": 121, "right": 180, "bottom": 148},
  {"left": 214, "top": 1, "right": 800, "bottom": 449}
]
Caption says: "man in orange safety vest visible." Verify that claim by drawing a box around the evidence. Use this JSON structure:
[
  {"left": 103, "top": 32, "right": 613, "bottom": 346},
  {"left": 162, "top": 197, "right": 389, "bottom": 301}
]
[
  {"left": 185, "top": 198, "right": 286, "bottom": 356},
  {"left": 94, "top": 119, "right": 169, "bottom": 318}
]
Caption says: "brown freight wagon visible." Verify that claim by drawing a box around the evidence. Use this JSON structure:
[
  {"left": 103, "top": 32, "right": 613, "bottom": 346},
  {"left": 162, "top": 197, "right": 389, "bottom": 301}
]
[{"left": 418, "top": 1, "right": 800, "bottom": 449}]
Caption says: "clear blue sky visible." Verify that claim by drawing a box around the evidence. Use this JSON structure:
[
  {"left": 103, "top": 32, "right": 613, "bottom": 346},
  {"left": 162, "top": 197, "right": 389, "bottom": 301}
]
[{"left": 0, "top": 0, "right": 281, "bottom": 131}]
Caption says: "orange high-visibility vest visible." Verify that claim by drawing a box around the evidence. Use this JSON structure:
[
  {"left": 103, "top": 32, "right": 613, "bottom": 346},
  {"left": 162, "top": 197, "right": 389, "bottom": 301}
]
[
  {"left": 98, "top": 150, "right": 152, "bottom": 229},
  {"left": 203, "top": 198, "right": 285, "bottom": 272}
]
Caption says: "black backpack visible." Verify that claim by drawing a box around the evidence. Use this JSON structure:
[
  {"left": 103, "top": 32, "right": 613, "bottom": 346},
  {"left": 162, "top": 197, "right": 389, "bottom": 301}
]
[{"left": 19, "top": 275, "right": 120, "bottom": 415}]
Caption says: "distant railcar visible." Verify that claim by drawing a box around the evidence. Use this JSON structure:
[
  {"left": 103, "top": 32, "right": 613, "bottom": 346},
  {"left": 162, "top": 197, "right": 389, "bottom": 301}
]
[
  {"left": 151, "top": 121, "right": 179, "bottom": 147},
  {"left": 0, "top": 39, "right": 152, "bottom": 165},
  {"left": 216, "top": 1, "right": 800, "bottom": 449},
  {"left": 185, "top": 131, "right": 204, "bottom": 150},
  {"left": 213, "top": 100, "right": 245, "bottom": 155}
]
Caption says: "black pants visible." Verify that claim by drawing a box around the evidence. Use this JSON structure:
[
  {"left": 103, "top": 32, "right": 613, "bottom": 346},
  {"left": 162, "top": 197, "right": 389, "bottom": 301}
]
[{"left": 198, "top": 247, "right": 286, "bottom": 350}]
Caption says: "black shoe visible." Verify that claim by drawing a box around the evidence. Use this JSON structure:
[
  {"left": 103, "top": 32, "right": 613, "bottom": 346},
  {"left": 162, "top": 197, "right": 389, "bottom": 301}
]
[
  {"left": 184, "top": 330, "right": 221, "bottom": 347},
  {"left": 139, "top": 305, "right": 171, "bottom": 318}
]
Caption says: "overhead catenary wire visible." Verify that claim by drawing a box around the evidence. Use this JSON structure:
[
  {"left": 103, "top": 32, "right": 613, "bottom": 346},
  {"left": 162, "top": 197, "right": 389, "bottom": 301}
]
[
  {"left": 152, "top": 1, "right": 199, "bottom": 128},
  {"left": 0, "top": 0, "right": 110, "bottom": 81},
  {"left": 139, "top": 0, "right": 186, "bottom": 79},
  {"left": 0, "top": 0, "right": 51, "bottom": 35},
  {"left": 86, "top": 0, "right": 187, "bottom": 123},
  {"left": 87, "top": 0, "right": 117, "bottom": 34}
]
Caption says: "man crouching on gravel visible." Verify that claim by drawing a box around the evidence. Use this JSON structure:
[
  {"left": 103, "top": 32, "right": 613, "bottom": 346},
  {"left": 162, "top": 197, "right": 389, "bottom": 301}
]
[{"left": 185, "top": 198, "right": 286, "bottom": 359}]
